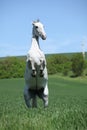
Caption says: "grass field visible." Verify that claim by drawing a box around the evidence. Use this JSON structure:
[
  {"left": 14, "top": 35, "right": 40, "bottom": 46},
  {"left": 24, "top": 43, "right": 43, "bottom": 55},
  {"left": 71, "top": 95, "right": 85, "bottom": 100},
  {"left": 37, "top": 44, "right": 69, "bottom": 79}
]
[{"left": 0, "top": 75, "right": 87, "bottom": 130}]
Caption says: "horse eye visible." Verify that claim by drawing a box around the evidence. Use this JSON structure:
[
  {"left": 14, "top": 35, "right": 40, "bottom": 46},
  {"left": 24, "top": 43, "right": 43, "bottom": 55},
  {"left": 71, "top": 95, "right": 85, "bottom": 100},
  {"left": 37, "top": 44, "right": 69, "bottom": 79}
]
[{"left": 35, "top": 26, "right": 38, "bottom": 29}]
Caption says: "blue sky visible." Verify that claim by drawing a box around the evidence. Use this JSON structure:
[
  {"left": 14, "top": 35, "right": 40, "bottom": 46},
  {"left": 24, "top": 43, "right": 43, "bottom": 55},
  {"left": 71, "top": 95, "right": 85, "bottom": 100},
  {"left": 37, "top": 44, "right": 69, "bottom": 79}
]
[{"left": 0, "top": 0, "right": 87, "bottom": 57}]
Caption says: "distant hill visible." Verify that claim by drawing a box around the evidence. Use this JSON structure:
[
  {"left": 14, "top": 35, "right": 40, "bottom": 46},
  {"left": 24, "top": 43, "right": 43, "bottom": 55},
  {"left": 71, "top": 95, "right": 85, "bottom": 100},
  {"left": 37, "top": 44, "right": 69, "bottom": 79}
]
[
  {"left": 45, "top": 52, "right": 87, "bottom": 60},
  {"left": 0, "top": 52, "right": 87, "bottom": 78},
  {"left": 0, "top": 52, "right": 87, "bottom": 60}
]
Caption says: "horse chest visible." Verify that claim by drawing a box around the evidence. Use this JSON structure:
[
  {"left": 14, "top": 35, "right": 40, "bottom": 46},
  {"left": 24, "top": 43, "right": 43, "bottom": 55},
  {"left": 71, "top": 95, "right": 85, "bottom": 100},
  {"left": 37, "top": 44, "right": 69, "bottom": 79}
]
[{"left": 26, "top": 76, "right": 46, "bottom": 90}]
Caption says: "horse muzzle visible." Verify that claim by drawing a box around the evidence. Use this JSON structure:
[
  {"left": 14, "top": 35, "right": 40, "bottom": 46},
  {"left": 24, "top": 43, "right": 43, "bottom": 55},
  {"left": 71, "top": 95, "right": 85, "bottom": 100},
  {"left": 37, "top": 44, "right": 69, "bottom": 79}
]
[{"left": 42, "top": 35, "right": 47, "bottom": 40}]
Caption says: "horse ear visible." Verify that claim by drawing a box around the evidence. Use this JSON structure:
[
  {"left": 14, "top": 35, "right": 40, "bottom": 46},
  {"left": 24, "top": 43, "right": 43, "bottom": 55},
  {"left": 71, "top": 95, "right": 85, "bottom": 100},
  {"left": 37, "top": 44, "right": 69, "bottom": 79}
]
[
  {"left": 32, "top": 19, "right": 40, "bottom": 25},
  {"left": 37, "top": 19, "right": 40, "bottom": 22},
  {"left": 32, "top": 21, "right": 35, "bottom": 25}
]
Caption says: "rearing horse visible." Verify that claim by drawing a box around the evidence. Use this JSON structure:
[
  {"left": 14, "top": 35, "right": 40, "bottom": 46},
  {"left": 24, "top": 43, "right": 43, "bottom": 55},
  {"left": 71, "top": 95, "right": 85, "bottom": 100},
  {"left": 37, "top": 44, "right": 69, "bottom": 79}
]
[{"left": 24, "top": 20, "right": 49, "bottom": 108}]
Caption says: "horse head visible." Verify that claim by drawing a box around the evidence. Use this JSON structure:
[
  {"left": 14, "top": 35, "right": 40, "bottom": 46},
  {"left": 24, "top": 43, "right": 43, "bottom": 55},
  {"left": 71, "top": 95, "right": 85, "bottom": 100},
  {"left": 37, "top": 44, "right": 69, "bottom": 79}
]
[{"left": 32, "top": 20, "right": 46, "bottom": 40}]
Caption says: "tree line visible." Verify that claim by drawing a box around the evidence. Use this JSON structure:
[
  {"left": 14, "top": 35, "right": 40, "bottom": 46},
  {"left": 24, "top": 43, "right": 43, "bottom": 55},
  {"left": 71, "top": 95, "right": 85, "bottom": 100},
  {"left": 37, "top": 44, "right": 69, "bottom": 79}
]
[
  {"left": 47, "top": 53, "right": 87, "bottom": 77},
  {"left": 0, "top": 53, "right": 87, "bottom": 79},
  {"left": 0, "top": 57, "right": 25, "bottom": 79}
]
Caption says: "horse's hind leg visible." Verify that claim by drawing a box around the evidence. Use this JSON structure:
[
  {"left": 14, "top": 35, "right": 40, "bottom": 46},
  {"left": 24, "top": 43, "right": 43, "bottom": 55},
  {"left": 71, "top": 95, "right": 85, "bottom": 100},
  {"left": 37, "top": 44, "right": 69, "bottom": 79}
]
[
  {"left": 43, "top": 84, "right": 49, "bottom": 107},
  {"left": 24, "top": 87, "right": 31, "bottom": 108},
  {"left": 32, "top": 96, "right": 37, "bottom": 108},
  {"left": 37, "top": 87, "right": 48, "bottom": 108},
  {"left": 43, "top": 95, "right": 48, "bottom": 107},
  {"left": 28, "top": 89, "right": 37, "bottom": 108}
]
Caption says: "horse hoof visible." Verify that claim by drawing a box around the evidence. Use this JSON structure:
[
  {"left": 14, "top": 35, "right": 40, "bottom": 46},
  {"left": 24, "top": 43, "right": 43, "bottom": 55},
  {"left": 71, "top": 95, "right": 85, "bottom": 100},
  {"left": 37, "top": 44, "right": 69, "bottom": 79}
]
[
  {"left": 31, "top": 70, "right": 36, "bottom": 77},
  {"left": 40, "top": 70, "right": 44, "bottom": 77},
  {"left": 40, "top": 74, "right": 44, "bottom": 77},
  {"left": 31, "top": 74, "right": 36, "bottom": 77}
]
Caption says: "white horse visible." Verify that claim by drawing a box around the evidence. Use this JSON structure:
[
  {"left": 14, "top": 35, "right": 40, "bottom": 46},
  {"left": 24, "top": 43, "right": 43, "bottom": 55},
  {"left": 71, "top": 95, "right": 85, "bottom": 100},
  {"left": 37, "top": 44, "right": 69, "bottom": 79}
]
[{"left": 24, "top": 20, "right": 49, "bottom": 108}]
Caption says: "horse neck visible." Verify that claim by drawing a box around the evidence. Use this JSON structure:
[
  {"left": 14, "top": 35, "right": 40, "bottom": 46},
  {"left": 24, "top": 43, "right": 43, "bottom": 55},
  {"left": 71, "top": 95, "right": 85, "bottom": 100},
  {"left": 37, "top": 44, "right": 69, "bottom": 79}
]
[{"left": 31, "top": 36, "right": 40, "bottom": 50}]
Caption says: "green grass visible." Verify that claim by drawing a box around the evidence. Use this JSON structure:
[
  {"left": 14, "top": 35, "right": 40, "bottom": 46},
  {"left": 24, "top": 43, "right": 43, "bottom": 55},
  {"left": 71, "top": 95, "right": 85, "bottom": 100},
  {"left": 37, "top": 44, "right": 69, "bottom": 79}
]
[{"left": 0, "top": 75, "right": 87, "bottom": 130}]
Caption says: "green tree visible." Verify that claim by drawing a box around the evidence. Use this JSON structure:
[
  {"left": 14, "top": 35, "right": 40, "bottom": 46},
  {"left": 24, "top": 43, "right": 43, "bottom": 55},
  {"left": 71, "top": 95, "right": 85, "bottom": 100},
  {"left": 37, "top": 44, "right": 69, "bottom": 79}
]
[
  {"left": 47, "top": 56, "right": 57, "bottom": 74},
  {"left": 0, "top": 57, "right": 26, "bottom": 79},
  {"left": 47, "top": 54, "right": 71, "bottom": 75},
  {"left": 62, "top": 61, "right": 72, "bottom": 76},
  {"left": 71, "top": 53, "right": 85, "bottom": 76}
]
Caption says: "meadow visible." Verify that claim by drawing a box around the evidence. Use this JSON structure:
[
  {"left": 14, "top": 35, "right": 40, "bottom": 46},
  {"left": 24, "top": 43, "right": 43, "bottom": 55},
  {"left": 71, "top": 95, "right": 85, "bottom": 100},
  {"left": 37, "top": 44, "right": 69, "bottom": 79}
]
[{"left": 0, "top": 75, "right": 87, "bottom": 130}]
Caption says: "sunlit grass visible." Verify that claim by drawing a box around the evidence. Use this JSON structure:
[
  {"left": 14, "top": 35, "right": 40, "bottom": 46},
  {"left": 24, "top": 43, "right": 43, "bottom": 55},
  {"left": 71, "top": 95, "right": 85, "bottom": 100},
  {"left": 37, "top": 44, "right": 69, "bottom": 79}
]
[{"left": 0, "top": 75, "right": 87, "bottom": 130}]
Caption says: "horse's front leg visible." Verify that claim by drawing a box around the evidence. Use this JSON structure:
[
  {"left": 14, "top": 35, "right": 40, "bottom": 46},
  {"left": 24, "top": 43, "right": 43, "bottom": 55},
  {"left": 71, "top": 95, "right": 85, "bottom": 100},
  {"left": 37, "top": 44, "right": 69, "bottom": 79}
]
[
  {"left": 29, "top": 59, "right": 36, "bottom": 77},
  {"left": 40, "top": 60, "right": 45, "bottom": 77}
]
